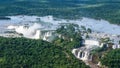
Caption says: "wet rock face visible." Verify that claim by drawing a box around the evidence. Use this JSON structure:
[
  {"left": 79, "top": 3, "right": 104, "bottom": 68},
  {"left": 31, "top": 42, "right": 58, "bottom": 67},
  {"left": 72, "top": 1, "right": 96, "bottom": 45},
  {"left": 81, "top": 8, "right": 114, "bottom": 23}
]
[
  {"left": 72, "top": 40, "right": 101, "bottom": 61},
  {"left": 72, "top": 48, "right": 92, "bottom": 61}
]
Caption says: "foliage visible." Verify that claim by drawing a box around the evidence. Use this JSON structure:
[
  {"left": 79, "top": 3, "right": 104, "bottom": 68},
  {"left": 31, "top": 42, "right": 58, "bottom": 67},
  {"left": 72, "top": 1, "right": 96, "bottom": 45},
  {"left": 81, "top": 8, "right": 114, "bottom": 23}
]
[
  {"left": 87, "top": 28, "right": 92, "bottom": 33},
  {"left": 91, "top": 45, "right": 108, "bottom": 55},
  {"left": 0, "top": 37, "right": 89, "bottom": 68},
  {"left": 101, "top": 49, "right": 120, "bottom": 68},
  {"left": 55, "top": 23, "right": 83, "bottom": 50},
  {"left": 100, "top": 37, "right": 112, "bottom": 44},
  {"left": 0, "top": 0, "right": 120, "bottom": 24}
]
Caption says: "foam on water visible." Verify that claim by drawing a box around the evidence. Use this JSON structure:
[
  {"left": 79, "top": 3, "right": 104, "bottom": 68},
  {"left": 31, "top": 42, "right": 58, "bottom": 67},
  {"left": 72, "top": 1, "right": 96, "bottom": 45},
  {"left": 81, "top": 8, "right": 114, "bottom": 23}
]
[{"left": 0, "top": 15, "right": 120, "bottom": 35}]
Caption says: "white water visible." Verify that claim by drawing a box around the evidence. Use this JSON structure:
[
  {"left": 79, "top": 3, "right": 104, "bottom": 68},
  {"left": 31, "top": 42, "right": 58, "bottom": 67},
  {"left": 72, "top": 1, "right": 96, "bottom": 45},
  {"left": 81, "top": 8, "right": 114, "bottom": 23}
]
[
  {"left": 0, "top": 15, "right": 120, "bottom": 36},
  {"left": 34, "top": 15, "right": 120, "bottom": 35}
]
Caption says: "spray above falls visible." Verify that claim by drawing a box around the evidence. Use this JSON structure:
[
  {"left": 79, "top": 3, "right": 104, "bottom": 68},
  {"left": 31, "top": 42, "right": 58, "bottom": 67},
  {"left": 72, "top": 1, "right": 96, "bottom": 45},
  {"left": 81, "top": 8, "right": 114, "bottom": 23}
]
[
  {"left": 8, "top": 23, "right": 42, "bottom": 39},
  {"left": 7, "top": 22, "right": 57, "bottom": 42}
]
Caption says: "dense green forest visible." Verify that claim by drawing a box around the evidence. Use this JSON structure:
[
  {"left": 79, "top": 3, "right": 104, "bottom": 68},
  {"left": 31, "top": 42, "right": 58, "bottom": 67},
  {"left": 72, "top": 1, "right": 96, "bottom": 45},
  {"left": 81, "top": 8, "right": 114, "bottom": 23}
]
[
  {"left": 54, "top": 23, "right": 83, "bottom": 49},
  {"left": 0, "top": 37, "right": 89, "bottom": 68},
  {"left": 0, "top": 0, "right": 120, "bottom": 24},
  {"left": 101, "top": 49, "right": 120, "bottom": 68}
]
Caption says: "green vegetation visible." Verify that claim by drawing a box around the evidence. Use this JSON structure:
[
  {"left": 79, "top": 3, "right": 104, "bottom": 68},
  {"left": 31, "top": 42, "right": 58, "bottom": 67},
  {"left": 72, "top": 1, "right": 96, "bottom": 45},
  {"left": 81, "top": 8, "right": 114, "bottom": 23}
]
[
  {"left": 101, "top": 49, "right": 120, "bottom": 68},
  {"left": 0, "top": 0, "right": 120, "bottom": 24},
  {"left": 100, "top": 38, "right": 112, "bottom": 44},
  {"left": 0, "top": 37, "right": 89, "bottom": 68},
  {"left": 54, "top": 23, "right": 83, "bottom": 50}
]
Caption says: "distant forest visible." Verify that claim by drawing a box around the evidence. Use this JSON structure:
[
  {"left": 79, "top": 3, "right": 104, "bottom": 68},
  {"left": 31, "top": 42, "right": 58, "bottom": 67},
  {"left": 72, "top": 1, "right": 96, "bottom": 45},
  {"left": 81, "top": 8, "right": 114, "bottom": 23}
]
[{"left": 0, "top": 0, "right": 120, "bottom": 24}]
